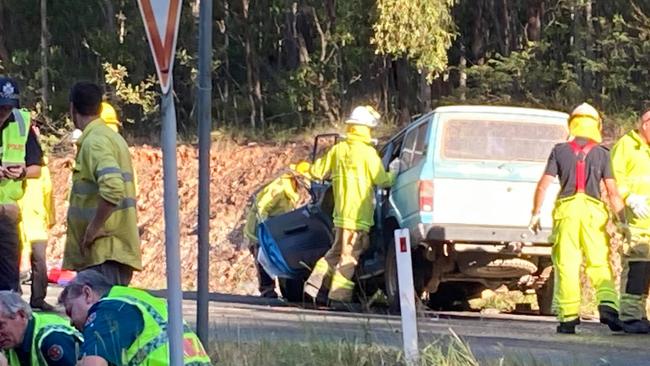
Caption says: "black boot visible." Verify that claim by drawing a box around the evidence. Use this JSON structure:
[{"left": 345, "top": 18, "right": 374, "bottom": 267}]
[
  {"left": 598, "top": 305, "right": 623, "bottom": 332},
  {"left": 621, "top": 319, "right": 650, "bottom": 334},
  {"left": 557, "top": 318, "right": 580, "bottom": 334}
]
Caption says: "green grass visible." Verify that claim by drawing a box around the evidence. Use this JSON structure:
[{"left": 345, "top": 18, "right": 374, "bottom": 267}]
[
  {"left": 208, "top": 330, "right": 588, "bottom": 366},
  {"left": 211, "top": 332, "right": 480, "bottom": 366}
]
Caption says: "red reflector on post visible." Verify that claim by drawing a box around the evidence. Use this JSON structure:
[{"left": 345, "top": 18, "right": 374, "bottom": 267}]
[
  {"left": 419, "top": 180, "right": 434, "bottom": 212},
  {"left": 400, "top": 237, "right": 407, "bottom": 252}
]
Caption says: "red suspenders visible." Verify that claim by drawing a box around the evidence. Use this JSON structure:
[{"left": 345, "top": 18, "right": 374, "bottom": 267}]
[{"left": 568, "top": 140, "right": 597, "bottom": 193}]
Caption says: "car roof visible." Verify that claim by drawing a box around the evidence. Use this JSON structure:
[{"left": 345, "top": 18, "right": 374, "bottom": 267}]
[{"left": 431, "top": 105, "right": 569, "bottom": 120}]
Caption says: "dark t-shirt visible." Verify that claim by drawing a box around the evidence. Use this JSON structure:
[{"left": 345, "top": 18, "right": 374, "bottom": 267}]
[
  {"left": 544, "top": 138, "right": 612, "bottom": 199},
  {"left": 0, "top": 113, "right": 44, "bottom": 166},
  {"left": 80, "top": 299, "right": 144, "bottom": 365}
]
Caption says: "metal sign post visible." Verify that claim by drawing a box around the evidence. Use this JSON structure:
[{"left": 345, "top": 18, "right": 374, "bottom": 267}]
[
  {"left": 137, "top": 1, "right": 184, "bottom": 364},
  {"left": 394, "top": 228, "right": 419, "bottom": 365},
  {"left": 196, "top": 0, "right": 213, "bottom": 350}
]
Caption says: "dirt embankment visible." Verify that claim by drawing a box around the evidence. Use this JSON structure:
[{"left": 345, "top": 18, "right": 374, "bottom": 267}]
[{"left": 47, "top": 139, "right": 311, "bottom": 294}]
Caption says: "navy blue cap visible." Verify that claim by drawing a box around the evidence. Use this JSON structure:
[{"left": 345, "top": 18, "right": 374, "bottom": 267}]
[{"left": 0, "top": 78, "right": 19, "bottom": 108}]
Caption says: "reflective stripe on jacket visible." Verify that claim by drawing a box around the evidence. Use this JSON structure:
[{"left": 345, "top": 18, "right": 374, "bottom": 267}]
[
  {"left": 63, "top": 119, "right": 142, "bottom": 271},
  {"left": 103, "top": 286, "right": 212, "bottom": 365},
  {"left": 7, "top": 312, "right": 82, "bottom": 366},
  {"left": 0, "top": 109, "right": 30, "bottom": 204}
]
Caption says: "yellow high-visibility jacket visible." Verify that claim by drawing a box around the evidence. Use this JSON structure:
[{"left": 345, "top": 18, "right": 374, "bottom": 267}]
[
  {"left": 243, "top": 174, "right": 299, "bottom": 242},
  {"left": 611, "top": 130, "right": 650, "bottom": 229},
  {"left": 18, "top": 159, "right": 54, "bottom": 244},
  {"left": 63, "top": 119, "right": 142, "bottom": 271},
  {"left": 311, "top": 127, "right": 395, "bottom": 232}
]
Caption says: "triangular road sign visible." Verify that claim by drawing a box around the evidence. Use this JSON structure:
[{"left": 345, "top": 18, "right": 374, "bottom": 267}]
[{"left": 137, "top": 0, "right": 183, "bottom": 94}]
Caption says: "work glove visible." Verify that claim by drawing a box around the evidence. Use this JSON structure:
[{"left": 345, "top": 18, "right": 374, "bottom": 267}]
[
  {"left": 528, "top": 213, "right": 542, "bottom": 235},
  {"left": 389, "top": 158, "right": 403, "bottom": 175},
  {"left": 617, "top": 222, "right": 632, "bottom": 244},
  {"left": 626, "top": 194, "right": 650, "bottom": 219}
]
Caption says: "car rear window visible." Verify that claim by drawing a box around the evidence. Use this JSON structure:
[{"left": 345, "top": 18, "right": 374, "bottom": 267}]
[{"left": 442, "top": 118, "right": 567, "bottom": 162}]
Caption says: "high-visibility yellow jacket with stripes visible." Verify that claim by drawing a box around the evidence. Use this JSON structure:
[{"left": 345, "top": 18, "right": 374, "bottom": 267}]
[
  {"left": 63, "top": 119, "right": 142, "bottom": 271},
  {"left": 611, "top": 130, "right": 650, "bottom": 229},
  {"left": 243, "top": 174, "right": 299, "bottom": 242},
  {"left": 0, "top": 109, "right": 31, "bottom": 204},
  {"left": 6, "top": 312, "right": 82, "bottom": 366},
  {"left": 18, "top": 157, "right": 54, "bottom": 244},
  {"left": 310, "top": 127, "right": 395, "bottom": 232},
  {"left": 103, "top": 286, "right": 212, "bottom": 365}
]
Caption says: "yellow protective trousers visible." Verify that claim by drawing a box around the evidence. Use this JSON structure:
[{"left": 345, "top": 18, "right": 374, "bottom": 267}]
[
  {"left": 619, "top": 229, "right": 650, "bottom": 321},
  {"left": 550, "top": 193, "right": 618, "bottom": 322},
  {"left": 304, "top": 228, "right": 369, "bottom": 302}
]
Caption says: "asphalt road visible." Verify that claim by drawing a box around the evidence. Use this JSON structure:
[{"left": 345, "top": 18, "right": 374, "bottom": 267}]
[{"left": 34, "top": 286, "right": 649, "bottom": 365}]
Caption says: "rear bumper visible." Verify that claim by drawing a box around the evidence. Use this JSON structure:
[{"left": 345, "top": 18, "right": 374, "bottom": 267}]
[{"left": 416, "top": 223, "right": 552, "bottom": 246}]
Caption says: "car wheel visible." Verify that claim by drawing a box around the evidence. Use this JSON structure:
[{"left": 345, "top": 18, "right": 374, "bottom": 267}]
[
  {"left": 460, "top": 257, "right": 538, "bottom": 278},
  {"left": 384, "top": 235, "right": 430, "bottom": 314},
  {"left": 384, "top": 238, "right": 400, "bottom": 313},
  {"left": 279, "top": 278, "right": 304, "bottom": 303}
]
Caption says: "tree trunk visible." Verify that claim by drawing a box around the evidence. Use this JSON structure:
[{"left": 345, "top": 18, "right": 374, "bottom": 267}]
[
  {"left": 418, "top": 74, "right": 432, "bottom": 113},
  {"left": 459, "top": 45, "right": 467, "bottom": 101},
  {"left": 471, "top": 0, "right": 485, "bottom": 63},
  {"left": 525, "top": 0, "right": 543, "bottom": 42},
  {"left": 499, "top": 0, "right": 511, "bottom": 55},
  {"left": 103, "top": 0, "right": 116, "bottom": 35},
  {"left": 40, "top": 0, "right": 49, "bottom": 111},
  {"left": 242, "top": 0, "right": 264, "bottom": 129},
  {"left": 395, "top": 58, "right": 412, "bottom": 125},
  {"left": 584, "top": 0, "right": 593, "bottom": 90},
  {"left": 0, "top": 0, "right": 10, "bottom": 62}
]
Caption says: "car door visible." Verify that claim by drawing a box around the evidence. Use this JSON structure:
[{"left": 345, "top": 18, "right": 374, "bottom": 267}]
[{"left": 389, "top": 118, "right": 431, "bottom": 229}]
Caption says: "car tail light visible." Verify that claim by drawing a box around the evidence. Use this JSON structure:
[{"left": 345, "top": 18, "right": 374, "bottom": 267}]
[{"left": 419, "top": 180, "right": 434, "bottom": 212}]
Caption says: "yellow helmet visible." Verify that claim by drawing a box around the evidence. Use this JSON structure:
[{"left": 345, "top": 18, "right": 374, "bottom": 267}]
[
  {"left": 289, "top": 161, "right": 312, "bottom": 179},
  {"left": 101, "top": 102, "right": 121, "bottom": 132},
  {"left": 568, "top": 102, "right": 602, "bottom": 143}
]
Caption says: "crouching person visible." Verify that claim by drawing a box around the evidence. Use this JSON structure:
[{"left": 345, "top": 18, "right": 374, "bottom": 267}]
[
  {"left": 59, "top": 270, "right": 211, "bottom": 366},
  {"left": 0, "top": 291, "right": 81, "bottom": 366}
]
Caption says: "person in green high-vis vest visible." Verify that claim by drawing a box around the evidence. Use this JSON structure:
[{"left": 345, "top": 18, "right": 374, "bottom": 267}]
[
  {"left": 59, "top": 270, "right": 212, "bottom": 366},
  {"left": 0, "top": 77, "right": 45, "bottom": 292},
  {"left": 0, "top": 291, "right": 82, "bottom": 366}
]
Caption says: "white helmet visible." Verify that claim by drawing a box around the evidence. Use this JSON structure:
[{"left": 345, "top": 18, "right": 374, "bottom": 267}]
[
  {"left": 345, "top": 106, "right": 381, "bottom": 128},
  {"left": 570, "top": 102, "right": 601, "bottom": 122}
]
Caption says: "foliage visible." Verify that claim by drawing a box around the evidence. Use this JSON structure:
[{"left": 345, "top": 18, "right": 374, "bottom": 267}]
[
  {"left": 372, "top": 0, "right": 457, "bottom": 82},
  {"left": 0, "top": 0, "right": 647, "bottom": 138}
]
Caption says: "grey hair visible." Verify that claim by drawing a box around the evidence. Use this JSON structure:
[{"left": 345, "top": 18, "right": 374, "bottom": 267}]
[
  {"left": 0, "top": 291, "right": 32, "bottom": 319},
  {"left": 59, "top": 269, "right": 112, "bottom": 304}
]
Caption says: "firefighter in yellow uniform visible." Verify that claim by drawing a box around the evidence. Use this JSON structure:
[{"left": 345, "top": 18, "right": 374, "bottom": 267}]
[
  {"left": 530, "top": 103, "right": 625, "bottom": 333},
  {"left": 60, "top": 270, "right": 211, "bottom": 365},
  {"left": 63, "top": 83, "right": 141, "bottom": 286},
  {"left": 17, "top": 134, "right": 56, "bottom": 311},
  {"left": 304, "top": 106, "right": 399, "bottom": 303},
  {"left": 610, "top": 105, "right": 650, "bottom": 333},
  {"left": 243, "top": 162, "right": 311, "bottom": 298}
]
